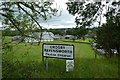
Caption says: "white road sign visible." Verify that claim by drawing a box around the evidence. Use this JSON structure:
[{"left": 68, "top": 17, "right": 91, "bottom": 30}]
[
  {"left": 43, "top": 44, "right": 74, "bottom": 59},
  {"left": 66, "top": 60, "right": 74, "bottom": 72}
]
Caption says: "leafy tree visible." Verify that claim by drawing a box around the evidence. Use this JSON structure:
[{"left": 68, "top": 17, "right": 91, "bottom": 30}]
[
  {"left": 66, "top": 1, "right": 103, "bottom": 39},
  {"left": 66, "top": 1, "right": 120, "bottom": 56},
  {"left": 87, "top": 28, "right": 97, "bottom": 41},
  {"left": 1, "top": 1, "right": 58, "bottom": 78},
  {"left": 66, "top": 28, "right": 76, "bottom": 35},
  {"left": 96, "top": 1, "right": 120, "bottom": 56},
  {"left": 97, "top": 14, "right": 120, "bottom": 56},
  {"left": 48, "top": 28, "right": 64, "bottom": 36},
  {"left": 0, "top": 2, "right": 58, "bottom": 46}
]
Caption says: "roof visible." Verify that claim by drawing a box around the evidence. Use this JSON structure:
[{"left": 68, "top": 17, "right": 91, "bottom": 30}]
[
  {"left": 42, "top": 32, "right": 54, "bottom": 35},
  {"left": 65, "top": 35, "right": 74, "bottom": 37}
]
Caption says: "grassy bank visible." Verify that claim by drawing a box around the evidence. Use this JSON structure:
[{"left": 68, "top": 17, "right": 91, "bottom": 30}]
[{"left": 2, "top": 38, "right": 119, "bottom": 78}]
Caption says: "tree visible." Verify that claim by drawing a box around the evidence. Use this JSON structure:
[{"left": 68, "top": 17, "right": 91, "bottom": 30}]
[
  {"left": 1, "top": 2, "right": 59, "bottom": 78},
  {"left": 66, "top": 1, "right": 120, "bottom": 56},
  {"left": 0, "top": 2, "right": 58, "bottom": 46},
  {"left": 97, "top": 14, "right": 120, "bottom": 57},
  {"left": 48, "top": 28, "right": 64, "bottom": 36},
  {"left": 96, "top": 1, "right": 120, "bottom": 56},
  {"left": 66, "top": 1, "right": 104, "bottom": 39}
]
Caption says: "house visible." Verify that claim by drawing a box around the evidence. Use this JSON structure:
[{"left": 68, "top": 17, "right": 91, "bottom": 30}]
[
  {"left": 11, "top": 36, "right": 23, "bottom": 42},
  {"left": 64, "top": 35, "right": 76, "bottom": 40},
  {"left": 54, "top": 34, "right": 62, "bottom": 40},
  {"left": 40, "top": 32, "right": 54, "bottom": 42},
  {"left": 25, "top": 32, "right": 54, "bottom": 42}
]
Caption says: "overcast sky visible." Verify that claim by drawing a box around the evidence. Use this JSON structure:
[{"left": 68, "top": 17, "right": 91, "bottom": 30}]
[
  {"left": 39, "top": 0, "right": 77, "bottom": 29},
  {"left": 0, "top": 0, "right": 76, "bottom": 30},
  {"left": 0, "top": 0, "right": 108, "bottom": 30},
  {"left": 39, "top": 0, "right": 107, "bottom": 29}
]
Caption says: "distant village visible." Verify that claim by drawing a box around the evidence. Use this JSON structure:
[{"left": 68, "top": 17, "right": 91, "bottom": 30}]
[
  {"left": 11, "top": 28, "right": 78, "bottom": 42},
  {"left": 3, "top": 27, "right": 119, "bottom": 55},
  {"left": 12, "top": 31, "right": 77, "bottom": 42}
]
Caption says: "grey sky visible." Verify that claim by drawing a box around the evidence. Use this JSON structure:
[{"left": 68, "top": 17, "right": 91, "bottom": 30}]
[
  {"left": 39, "top": 0, "right": 107, "bottom": 29},
  {"left": 0, "top": 0, "right": 112, "bottom": 29},
  {"left": 39, "top": 0, "right": 76, "bottom": 29}
]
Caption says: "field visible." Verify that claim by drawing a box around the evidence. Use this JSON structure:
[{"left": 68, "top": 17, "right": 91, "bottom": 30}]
[{"left": 2, "top": 37, "right": 119, "bottom": 78}]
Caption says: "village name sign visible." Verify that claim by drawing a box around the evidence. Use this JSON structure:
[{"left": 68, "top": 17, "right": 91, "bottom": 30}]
[
  {"left": 43, "top": 44, "right": 74, "bottom": 59},
  {"left": 42, "top": 44, "right": 74, "bottom": 71}
]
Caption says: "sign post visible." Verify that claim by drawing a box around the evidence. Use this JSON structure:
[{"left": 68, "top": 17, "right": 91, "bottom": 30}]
[
  {"left": 46, "top": 57, "right": 48, "bottom": 71},
  {"left": 42, "top": 44, "right": 74, "bottom": 71}
]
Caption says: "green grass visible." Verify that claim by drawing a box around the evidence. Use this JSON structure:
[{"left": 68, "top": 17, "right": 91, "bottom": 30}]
[{"left": 2, "top": 37, "right": 119, "bottom": 78}]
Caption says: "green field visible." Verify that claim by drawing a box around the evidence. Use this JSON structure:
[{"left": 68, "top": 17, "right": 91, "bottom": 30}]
[{"left": 2, "top": 37, "right": 119, "bottom": 78}]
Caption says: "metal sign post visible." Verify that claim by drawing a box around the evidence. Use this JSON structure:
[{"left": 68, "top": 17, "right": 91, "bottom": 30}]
[
  {"left": 46, "top": 57, "right": 48, "bottom": 71},
  {"left": 42, "top": 56, "right": 44, "bottom": 64}
]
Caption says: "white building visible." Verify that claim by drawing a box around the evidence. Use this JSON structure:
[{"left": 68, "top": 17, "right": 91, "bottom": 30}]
[
  {"left": 25, "top": 32, "right": 54, "bottom": 42},
  {"left": 54, "top": 34, "right": 63, "bottom": 40},
  {"left": 64, "top": 35, "right": 76, "bottom": 40}
]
